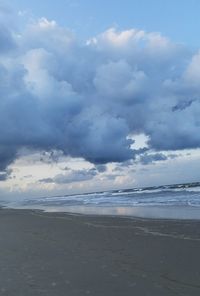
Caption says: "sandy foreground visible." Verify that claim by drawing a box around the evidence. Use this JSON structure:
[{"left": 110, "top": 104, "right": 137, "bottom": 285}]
[{"left": 0, "top": 208, "right": 200, "bottom": 295}]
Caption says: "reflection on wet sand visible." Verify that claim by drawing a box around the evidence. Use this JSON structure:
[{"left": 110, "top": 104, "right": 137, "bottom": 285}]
[{"left": 13, "top": 204, "right": 200, "bottom": 220}]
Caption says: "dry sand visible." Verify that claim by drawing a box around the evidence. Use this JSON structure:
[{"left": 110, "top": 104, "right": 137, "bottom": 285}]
[{"left": 0, "top": 208, "right": 200, "bottom": 295}]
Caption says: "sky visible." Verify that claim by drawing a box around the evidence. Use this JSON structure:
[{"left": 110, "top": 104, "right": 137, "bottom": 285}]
[
  {"left": 0, "top": 0, "right": 200, "bottom": 199},
  {"left": 9, "top": 0, "right": 200, "bottom": 46}
]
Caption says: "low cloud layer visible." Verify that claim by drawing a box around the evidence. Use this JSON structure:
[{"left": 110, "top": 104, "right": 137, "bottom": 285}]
[
  {"left": 0, "top": 10, "right": 200, "bottom": 173},
  {"left": 39, "top": 168, "right": 98, "bottom": 184},
  {"left": 139, "top": 153, "right": 168, "bottom": 165}
]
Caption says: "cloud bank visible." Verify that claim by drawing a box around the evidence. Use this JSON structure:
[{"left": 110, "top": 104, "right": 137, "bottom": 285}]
[
  {"left": 39, "top": 168, "right": 98, "bottom": 184},
  {"left": 0, "top": 11, "right": 200, "bottom": 174}
]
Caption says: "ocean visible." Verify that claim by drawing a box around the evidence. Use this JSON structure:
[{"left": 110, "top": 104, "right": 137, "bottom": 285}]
[{"left": 4, "top": 182, "right": 200, "bottom": 219}]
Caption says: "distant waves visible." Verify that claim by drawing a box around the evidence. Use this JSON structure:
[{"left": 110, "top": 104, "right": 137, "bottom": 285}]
[{"left": 14, "top": 182, "right": 200, "bottom": 208}]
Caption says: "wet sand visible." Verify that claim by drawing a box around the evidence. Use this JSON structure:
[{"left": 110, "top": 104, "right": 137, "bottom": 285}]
[{"left": 0, "top": 208, "right": 200, "bottom": 295}]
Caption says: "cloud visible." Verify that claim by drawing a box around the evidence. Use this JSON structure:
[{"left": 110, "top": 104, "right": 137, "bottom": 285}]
[
  {"left": 0, "top": 168, "right": 12, "bottom": 181},
  {"left": 139, "top": 153, "right": 168, "bottom": 165},
  {"left": 0, "top": 12, "right": 200, "bottom": 173},
  {"left": 95, "top": 164, "right": 107, "bottom": 173},
  {"left": 39, "top": 168, "right": 97, "bottom": 184},
  {"left": 39, "top": 150, "right": 64, "bottom": 164},
  {"left": 0, "top": 25, "right": 16, "bottom": 53},
  {"left": 138, "top": 152, "right": 180, "bottom": 165}
]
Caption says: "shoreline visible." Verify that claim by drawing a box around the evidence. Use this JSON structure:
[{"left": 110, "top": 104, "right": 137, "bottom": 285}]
[
  {"left": 4, "top": 204, "right": 200, "bottom": 220},
  {"left": 0, "top": 207, "right": 200, "bottom": 295}
]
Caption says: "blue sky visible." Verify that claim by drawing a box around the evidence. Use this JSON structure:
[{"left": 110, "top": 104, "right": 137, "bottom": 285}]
[{"left": 10, "top": 0, "right": 200, "bottom": 46}]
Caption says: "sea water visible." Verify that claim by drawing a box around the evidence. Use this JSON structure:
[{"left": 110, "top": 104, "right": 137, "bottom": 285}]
[{"left": 5, "top": 182, "right": 200, "bottom": 219}]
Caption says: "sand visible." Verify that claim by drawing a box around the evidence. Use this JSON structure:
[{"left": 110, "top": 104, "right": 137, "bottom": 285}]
[{"left": 0, "top": 208, "right": 200, "bottom": 295}]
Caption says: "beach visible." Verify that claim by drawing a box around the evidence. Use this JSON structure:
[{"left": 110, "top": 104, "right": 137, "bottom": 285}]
[{"left": 0, "top": 208, "right": 200, "bottom": 295}]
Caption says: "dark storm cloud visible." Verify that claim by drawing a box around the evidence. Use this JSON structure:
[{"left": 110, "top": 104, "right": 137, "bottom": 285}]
[
  {"left": 0, "top": 173, "right": 7, "bottom": 181},
  {"left": 0, "top": 146, "right": 17, "bottom": 171},
  {"left": 0, "top": 168, "right": 12, "bottom": 181},
  {"left": 0, "top": 15, "right": 200, "bottom": 172}
]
